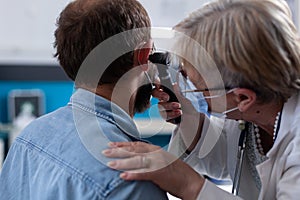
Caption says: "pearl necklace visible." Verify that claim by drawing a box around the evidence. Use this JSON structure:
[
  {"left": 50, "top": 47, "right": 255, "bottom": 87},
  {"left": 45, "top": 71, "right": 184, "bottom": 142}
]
[
  {"left": 273, "top": 111, "right": 281, "bottom": 142},
  {"left": 253, "top": 111, "right": 281, "bottom": 155},
  {"left": 253, "top": 124, "right": 264, "bottom": 155}
]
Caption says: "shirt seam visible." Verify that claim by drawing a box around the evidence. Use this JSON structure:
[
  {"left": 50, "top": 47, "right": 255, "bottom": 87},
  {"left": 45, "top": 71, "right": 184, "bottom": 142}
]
[
  {"left": 69, "top": 102, "right": 142, "bottom": 142},
  {"left": 69, "top": 102, "right": 116, "bottom": 125}
]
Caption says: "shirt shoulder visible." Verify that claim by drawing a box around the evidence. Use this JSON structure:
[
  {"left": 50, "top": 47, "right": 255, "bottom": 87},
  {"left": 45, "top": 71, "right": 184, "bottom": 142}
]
[{"left": 1, "top": 106, "right": 167, "bottom": 200}]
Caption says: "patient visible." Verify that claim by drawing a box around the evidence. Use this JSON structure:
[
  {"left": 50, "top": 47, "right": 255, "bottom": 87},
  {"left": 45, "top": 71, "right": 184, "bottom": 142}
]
[{"left": 0, "top": 0, "right": 167, "bottom": 199}]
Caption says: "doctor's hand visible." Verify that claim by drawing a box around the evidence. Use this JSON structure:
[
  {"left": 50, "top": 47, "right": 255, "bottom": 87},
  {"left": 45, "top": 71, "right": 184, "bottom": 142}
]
[
  {"left": 152, "top": 86, "right": 182, "bottom": 124},
  {"left": 152, "top": 83, "right": 201, "bottom": 123},
  {"left": 102, "top": 141, "right": 204, "bottom": 200},
  {"left": 152, "top": 83, "right": 205, "bottom": 153}
]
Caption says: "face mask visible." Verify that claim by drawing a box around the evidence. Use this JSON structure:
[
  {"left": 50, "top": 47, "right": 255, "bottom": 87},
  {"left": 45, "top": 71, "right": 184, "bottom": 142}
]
[
  {"left": 178, "top": 76, "right": 209, "bottom": 114},
  {"left": 178, "top": 75, "right": 238, "bottom": 118}
]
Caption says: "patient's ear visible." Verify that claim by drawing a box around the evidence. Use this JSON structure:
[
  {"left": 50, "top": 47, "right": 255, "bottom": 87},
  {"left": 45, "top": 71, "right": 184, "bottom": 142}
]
[
  {"left": 233, "top": 88, "right": 257, "bottom": 112},
  {"left": 134, "top": 41, "right": 152, "bottom": 71}
]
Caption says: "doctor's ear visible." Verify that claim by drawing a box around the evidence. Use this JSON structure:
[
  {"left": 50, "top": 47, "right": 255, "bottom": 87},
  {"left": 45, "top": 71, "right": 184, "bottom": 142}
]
[{"left": 233, "top": 88, "right": 257, "bottom": 112}]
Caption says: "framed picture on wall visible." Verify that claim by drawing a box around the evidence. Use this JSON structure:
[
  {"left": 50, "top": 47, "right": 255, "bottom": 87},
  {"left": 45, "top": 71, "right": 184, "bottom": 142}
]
[{"left": 8, "top": 89, "right": 45, "bottom": 122}]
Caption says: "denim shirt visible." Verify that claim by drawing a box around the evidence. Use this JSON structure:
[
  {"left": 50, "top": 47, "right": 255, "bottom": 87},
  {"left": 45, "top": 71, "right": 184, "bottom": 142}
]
[{"left": 0, "top": 88, "right": 168, "bottom": 200}]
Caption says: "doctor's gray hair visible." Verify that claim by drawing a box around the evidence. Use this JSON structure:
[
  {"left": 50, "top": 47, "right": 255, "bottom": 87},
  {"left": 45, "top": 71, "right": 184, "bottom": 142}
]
[{"left": 173, "top": 0, "right": 300, "bottom": 103}]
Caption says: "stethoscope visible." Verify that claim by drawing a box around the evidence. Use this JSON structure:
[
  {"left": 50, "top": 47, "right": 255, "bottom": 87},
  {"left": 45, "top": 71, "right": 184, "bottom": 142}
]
[
  {"left": 231, "top": 114, "right": 282, "bottom": 195},
  {"left": 232, "top": 122, "right": 248, "bottom": 195}
]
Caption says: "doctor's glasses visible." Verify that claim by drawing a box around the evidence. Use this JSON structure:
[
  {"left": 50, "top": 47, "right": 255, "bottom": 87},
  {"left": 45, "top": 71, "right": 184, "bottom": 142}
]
[{"left": 174, "top": 64, "right": 231, "bottom": 99}]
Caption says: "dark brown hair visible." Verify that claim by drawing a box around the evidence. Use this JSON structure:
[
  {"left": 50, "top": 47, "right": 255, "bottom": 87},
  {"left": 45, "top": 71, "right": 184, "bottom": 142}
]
[{"left": 54, "top": 0, "right": 151, "bottom": 85}]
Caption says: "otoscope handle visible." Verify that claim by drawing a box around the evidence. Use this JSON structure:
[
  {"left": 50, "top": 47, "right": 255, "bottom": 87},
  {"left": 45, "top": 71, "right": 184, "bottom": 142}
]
[{"left": 149, "top": 52, "right": 181, "bottom": 124}]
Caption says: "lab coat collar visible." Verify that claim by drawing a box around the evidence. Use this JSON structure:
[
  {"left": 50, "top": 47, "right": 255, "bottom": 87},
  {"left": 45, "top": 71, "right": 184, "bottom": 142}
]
[{"left": 266, "top": 92, "right": 299, "bottom": 157}]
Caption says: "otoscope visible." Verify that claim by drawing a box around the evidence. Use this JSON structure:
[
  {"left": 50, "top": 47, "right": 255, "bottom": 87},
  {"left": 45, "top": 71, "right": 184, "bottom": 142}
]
[{"left": 148, "top": 52, "right": 181, "bottom": 124}]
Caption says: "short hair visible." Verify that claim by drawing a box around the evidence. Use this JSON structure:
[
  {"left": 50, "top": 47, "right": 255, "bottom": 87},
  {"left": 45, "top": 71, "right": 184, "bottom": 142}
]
[
  {"left": 54, "top": 0, "right": 151, "bottom": 86},
  {"left": 174, "top": 0, "right": 300, "bottom": 103}
]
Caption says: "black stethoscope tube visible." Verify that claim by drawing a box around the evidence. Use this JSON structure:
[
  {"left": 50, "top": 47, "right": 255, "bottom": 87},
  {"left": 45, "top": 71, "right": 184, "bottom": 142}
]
[{"left": 232, "top": 123, "right": 248, "bottom": 195}]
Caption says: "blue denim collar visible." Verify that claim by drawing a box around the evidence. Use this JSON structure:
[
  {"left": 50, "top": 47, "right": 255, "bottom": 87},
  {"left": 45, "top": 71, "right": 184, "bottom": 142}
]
[{"left": 69, "top": 88, "right": 141, "bottom": 140}]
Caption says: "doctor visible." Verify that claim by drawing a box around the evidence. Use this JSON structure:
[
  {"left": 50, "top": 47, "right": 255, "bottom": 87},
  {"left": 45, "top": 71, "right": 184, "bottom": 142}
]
[{"left": 103, "top": 0, "right": 300, "bottom": 199}]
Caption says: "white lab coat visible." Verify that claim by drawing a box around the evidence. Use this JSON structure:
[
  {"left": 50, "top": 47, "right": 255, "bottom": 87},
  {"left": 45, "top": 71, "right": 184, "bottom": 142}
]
[{"left": 169, "top": 92, "right": 300, "bottom": 200}]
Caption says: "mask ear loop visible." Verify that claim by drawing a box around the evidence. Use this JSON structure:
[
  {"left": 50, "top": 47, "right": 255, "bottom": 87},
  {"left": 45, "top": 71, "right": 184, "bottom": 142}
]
[
  {"left": 221, "top": 89, "right": 239, "bottom": 116},
  {"left": 222, "top": 107, "right": 239, "bottom": 115}
]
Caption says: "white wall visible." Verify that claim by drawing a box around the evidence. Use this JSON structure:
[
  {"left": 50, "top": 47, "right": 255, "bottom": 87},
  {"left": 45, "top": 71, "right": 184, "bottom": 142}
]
[
  {"left": 0, "top": 0, "right": 72, "bottom": 64},
  {"left": 0, "top": 0, "right": 211, "bottom": 64},
  {"left": 139, "top": 0, "right": 209, "bottom": 27},
  {"left": 0, "top": 0, "right": 298, "bottom": 65}
]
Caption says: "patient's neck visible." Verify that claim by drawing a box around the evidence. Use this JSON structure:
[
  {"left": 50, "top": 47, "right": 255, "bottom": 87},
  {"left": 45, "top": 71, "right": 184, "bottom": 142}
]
[{"left": 94, "top": 84, "right": 135, "bottom": 118}]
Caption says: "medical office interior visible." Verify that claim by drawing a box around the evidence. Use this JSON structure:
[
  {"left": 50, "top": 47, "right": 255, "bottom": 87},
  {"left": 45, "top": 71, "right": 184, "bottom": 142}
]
[{"left": 0, "top": 0, "right": 299, "bottom": 198}]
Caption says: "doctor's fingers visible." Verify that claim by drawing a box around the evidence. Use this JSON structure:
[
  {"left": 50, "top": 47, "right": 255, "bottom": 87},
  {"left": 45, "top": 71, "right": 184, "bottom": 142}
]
[
  {"left": 106, "top": 155, "right": 152, "bottom": 171},
  {"left": 107, "top": 151, "right": 173, "bottom": 173},
  {"left": 152, "top": 88, "right": 169, "bottom": 102},
  {"left": 158, "top": 102, "right": 181, "bottom": 111},
  {"left": 158, "top": 102, "right": 182, "bottom": 121},
  {"left": 108, "top": 141, "right": 161, "bottom": 153},
  {"left": 102, "top": 147, "right": 136, "bottom": 158}
]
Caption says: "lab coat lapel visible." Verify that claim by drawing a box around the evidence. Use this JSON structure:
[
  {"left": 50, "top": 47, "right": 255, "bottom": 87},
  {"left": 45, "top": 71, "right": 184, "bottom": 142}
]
[{"left": 256, "top": 93, "right": 299, "bottom": 199}]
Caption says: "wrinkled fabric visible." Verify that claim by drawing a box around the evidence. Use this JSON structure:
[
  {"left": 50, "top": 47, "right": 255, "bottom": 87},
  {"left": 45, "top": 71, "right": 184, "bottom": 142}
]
[
  {"left": 0, "top": 88, "right": 167, "bottom": 200},
  {"left": 171, "top": 92, "right": 300, "bottom": 200}
]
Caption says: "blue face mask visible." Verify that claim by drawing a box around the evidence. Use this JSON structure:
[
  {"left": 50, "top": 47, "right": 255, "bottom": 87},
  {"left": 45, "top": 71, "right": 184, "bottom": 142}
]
[
  {"left": 178, "top": 75, "right": 238, "bottom": 118},
  {"left": 178, "top": 76, "right": 209, "bottom": 114}
]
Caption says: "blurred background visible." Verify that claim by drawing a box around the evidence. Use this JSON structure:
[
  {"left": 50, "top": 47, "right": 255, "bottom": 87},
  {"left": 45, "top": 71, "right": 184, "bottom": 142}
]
[
  {"left": 0, "top": 0, "right": 218, "bottom": 168},
  {"left": 0, "top": 1, "right": 299, "bottom": 197}
]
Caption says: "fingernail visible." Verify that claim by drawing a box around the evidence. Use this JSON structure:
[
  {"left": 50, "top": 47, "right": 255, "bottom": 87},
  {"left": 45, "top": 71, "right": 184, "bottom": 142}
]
[
  {"left": 172, "top": 103, "right": 180, "bottom": 109},
  {"left": 120, "top": 172, "right": 127, "bottom": 179},
  {"left": 159, "top": 95, "right": 169, "bottom": 101},
  {"left": 102, "top": 149, "right": 111, "bottom": 155},
  {"left": 108, "top": 142, "right": 116, "bottom": 147},
  {"left": 175, "top": 110, "right": 182, "bottom": 115},
  {"left": 107, "top": 161, "right": 116, "bottom": 168},
  {"left": 163, "top": 95, "right": 169, "bottom": 101}
]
